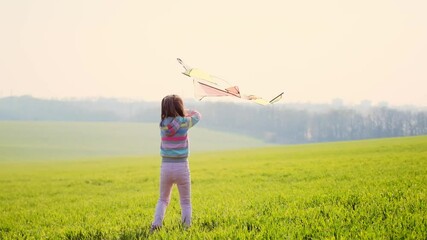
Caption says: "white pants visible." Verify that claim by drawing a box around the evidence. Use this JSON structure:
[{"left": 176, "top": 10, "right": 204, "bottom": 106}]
[{"left": 152, "top": 161, "right": 192, "bottom": 227}]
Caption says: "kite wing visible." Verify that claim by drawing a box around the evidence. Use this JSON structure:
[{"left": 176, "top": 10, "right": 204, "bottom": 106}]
[{"left": 177, "top": 58, "right": 283, "bottom": 105}]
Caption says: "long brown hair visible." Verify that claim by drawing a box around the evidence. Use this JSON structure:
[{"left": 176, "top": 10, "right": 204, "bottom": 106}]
[{"left": 161, "top": 94, "right": 185, "bottom": 120}]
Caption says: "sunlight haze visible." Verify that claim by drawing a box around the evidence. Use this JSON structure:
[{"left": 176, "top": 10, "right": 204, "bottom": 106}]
[{"left": 1, "top": 1, "right": 426, "bottom": 106}]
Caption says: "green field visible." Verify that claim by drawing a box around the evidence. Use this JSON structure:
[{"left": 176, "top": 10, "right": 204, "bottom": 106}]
[{"left": 0, "top": 122, "right": 426, "bottom": 239}]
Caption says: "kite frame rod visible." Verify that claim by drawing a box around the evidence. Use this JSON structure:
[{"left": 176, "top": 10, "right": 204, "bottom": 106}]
[
  {"left": 269, "top": 92, "right": 284, "bottom": 103},
  {"left": 197, "top": 81, "right": 241, "bottom": 98}
]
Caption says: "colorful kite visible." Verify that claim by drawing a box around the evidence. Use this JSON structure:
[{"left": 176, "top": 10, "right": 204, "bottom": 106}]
[{"left": 177, "top": 58, "right": 284, "bottom": 105}]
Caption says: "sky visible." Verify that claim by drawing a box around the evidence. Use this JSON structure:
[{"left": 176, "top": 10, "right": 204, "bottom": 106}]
[{"left": 1, "top": 1, "right": 426, "bottom": 106}]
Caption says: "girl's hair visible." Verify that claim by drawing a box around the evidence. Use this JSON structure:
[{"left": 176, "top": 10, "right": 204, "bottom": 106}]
[{"left": 161, "top": 94, "right": 185, "bottom": 120}]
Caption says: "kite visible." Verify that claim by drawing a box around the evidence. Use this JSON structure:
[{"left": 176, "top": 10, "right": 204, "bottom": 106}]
[{"left": 177, "top": 58, "right": 284, "bottom": 105}]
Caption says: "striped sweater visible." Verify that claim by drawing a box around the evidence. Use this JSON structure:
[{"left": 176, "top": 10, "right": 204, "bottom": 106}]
[{"left": 160, "top": 110, "right": 201, "bottom": 161}]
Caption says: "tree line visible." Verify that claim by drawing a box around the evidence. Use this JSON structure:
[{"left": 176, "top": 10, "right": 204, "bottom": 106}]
[{"left": 1, "top": 96, "right": 426, "bottom": 144}]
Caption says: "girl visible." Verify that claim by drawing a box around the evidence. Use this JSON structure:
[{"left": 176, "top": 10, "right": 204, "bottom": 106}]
[{"left": 151, "top": 94, "right": 201, "bottom": 231}]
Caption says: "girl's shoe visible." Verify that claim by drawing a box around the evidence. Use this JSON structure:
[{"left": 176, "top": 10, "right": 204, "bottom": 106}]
[{"left": 150, "top": 225, "right": 161, "bottom": 233}]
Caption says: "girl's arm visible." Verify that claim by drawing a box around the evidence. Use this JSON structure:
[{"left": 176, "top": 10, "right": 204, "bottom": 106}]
[{"left": 185, "top": 109, "right": 201, "bottom": 127}]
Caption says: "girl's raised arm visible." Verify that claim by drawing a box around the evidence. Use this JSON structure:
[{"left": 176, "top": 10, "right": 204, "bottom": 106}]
[{"left": 185, "top": 109, "right": 201, "bottom": 128}]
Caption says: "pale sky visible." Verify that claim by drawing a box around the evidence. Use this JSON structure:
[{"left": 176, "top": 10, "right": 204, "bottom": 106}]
[{"left": 1, "top": 1, "right": 426, "bottom": 106}]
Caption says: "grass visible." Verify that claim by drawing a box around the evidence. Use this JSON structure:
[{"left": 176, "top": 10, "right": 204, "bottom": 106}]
[{"left": 0, "top": 123, "right": 426, "bottom": 238}]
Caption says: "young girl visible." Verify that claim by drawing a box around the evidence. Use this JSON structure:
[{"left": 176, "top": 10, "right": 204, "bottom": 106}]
[{"left": 151, "top": 94, "right": 201, "bottom": 231}]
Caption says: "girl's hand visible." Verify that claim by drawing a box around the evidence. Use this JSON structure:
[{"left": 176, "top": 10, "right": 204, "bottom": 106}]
[{"left": 185, "top": 109, "right": 194, "bottom": 117}]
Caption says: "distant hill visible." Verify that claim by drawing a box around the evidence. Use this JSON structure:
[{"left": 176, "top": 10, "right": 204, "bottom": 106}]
[
  {"left": 0, "top": 121, "right": 268, "bottom": 161},
  {"left": 1, "top": 96, "right": 426, "bottom": 144}
]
